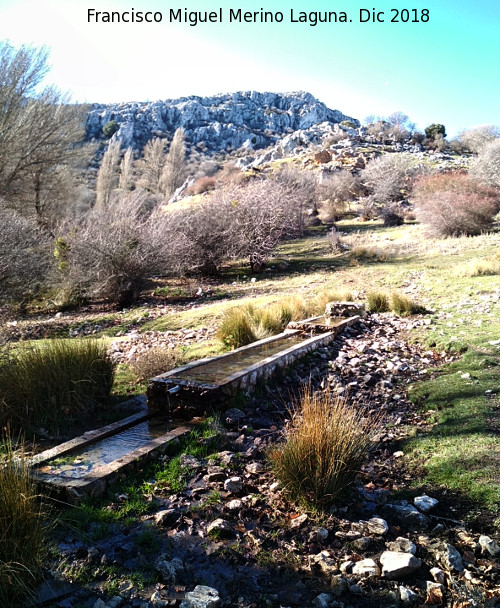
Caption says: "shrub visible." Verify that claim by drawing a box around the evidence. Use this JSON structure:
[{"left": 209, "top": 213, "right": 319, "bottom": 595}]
[
  {"left": 165, "top": 178, "right": 305, "bottom": 275},
  {"left": 217, "top": 297, "right": 318, "bottom": 349},
  {"left": 319, "top": 171, "right": 362, "bottom": 221},
  {"left": 185, "top": 176, "right": 217, "bottom": 195},
  {"left": 412, "top": 173, "right": 500, "bottom": 237},
  {"left": 58, "top": 191, "right": 167, "bottom": 307},
  {"left": 130, "top": 347, "right": 185, "bottom": 381},
  {"left": 314, "top": 290, "right": 354, "bottom": 313},
  {"left": 0, "top": 339, "right": 114, "bottom": 432},
  {"left": 391, "top": 292, "right": 426, "bottom": 315},
  {"left": 425, "top": 123, "right": 446, "bottom": 140},
  {"left": 102, "top": 120, "right": 119, "bottom": 138},
  {"left": 470, "top": 139, "right": 500, "bottom": 189},
  {"left": 269, "top": 388, "right": 379, "bottom": 509},
  {"left": 458, "top": 125, "right": 500, "bottom": 153},
  {"left": 362, "top": 152, "right": 425, "bottom": 205},
  {"left": 0, "top": 438, "right": 47, "bottom": 605},
  {"left": 0, "top": 206, "right": 51, "bottom": 306},
  {"left": 367, "top": 291, "right": 390, "bottom": 312}
]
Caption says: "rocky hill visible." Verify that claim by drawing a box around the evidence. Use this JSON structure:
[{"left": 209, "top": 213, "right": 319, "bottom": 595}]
[{"left": 85, "top": 91, "right": 359, "bottom": 154}]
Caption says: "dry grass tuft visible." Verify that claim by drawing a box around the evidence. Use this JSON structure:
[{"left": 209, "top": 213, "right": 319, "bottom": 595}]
[
  {"left": 0, "top": 339, "right": 114, "bottom": 432},
  {"left": 455, "top": 255, "right": 500, "bottom": 277},
  {"left": 367, "top": 291, "right": 390, "bottom": 313},
  {"left": 269, "top": 388, "right": 380, "bottom": 509},
  {"left": 390, "top": 292, "right": 427, "bottom": 316},
  {"left": 0, "top": 438, "right": 47, "bottom": 605}
]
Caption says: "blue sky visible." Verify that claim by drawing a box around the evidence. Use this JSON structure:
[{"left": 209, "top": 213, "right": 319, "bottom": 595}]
[{"left": 0, "top": 0, "right": 498, "bottom": 135}]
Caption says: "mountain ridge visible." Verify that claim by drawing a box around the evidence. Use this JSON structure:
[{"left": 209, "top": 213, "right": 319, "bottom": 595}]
[{"left": 85, "top": 90, "right": 359, "bottom": 154}]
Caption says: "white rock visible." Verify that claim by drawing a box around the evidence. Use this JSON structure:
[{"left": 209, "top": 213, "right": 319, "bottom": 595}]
[
  {"left": 380, "top": 551, "right": 422, "bottom": 579},
  {"left": 479, "top": 535, "right": 500, "bottom": 557},
  {"left": 399, "top": 586, "right": 419, "bottom": 604},
  {"left": 430, "top": 567, "right": 446, "bottom": 585},
  {"left": 387, "top": 537, "right": 417, "bottom": 555},
  {"left": 179, "top": 585, "right": 220, "bottom": 608},
  {"left": 352, "top": 558, "right": 380, "bottom": 577},
  {"left": 223, "top": 477, "right": 243, "bottom": 493},
  {"left": 367, "top": 517, "right": 389, "bottom": 536},
  {"left": 312, "top": 593, "right": 333, "bottom": 608},
  {"left": 414, "top": 495, "right": 439, "bottom": 513},
  {"left": 206, "top": 519, "right": 234, "bottom": 539},
  {"left": 226, "top": 499, "right": 242, "bottom": 511}
]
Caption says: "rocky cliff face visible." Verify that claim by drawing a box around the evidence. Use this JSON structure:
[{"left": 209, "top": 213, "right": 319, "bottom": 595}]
[{"left": 85, "top": 91, "right": 358, "bottom": 153}]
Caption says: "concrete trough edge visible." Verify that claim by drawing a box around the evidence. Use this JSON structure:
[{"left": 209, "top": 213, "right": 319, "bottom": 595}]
[{"left": 33, "top": 425, "right": 192, "bottom": 501}]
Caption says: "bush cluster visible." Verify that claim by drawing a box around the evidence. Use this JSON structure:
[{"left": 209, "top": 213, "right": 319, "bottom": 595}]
[{"left": 413, "top": 173, "right": 500, "bottom": 237}]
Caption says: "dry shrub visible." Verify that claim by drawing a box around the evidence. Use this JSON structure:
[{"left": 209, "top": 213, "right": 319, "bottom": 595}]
[
  {"left": 0, "top": 339, "right": 114, "bottom": 432},
  {"left": 349, "top": 246, "right": 389, "bottom": 262},
  {"left": 367, "top": 291, "right": 390, "bottom": 312},
  {"left": 185, "top": 175, "right": 217, "bottom": 196},
  {"left": 319, "top": 171, "right": 363, "bottom": 222},
  {"left": 269, "top": 388, "right": 380, "bottom": 509},
  {"left": 58, "top": 191, "right": 167, "bottom": 307},
  {"left": 0, "top": 438, "right": 47, "bottom": 605},
  {"left": 413, "top": 173, "right": 500, "bottom": 237},
  {"left": 165, "top": 178, "right": 305, "bottom": 275},
  {"left": 130, "top": 347, "right": 185, "bottom": 381},
  {"left": 456, "top": 256, "right": 500, "bottom": 277},
  {"left": 470, "top": 139, "right": 500, "bottom": 189}
]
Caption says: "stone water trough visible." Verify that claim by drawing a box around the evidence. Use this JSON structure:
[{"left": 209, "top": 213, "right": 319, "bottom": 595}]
[{"left": 30, "top": 302, "right": 364, "bottom": 501}]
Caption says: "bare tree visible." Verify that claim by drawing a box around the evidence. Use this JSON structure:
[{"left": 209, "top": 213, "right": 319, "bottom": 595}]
[
  {"left": 160, "top": 127, "right": 187, "bottom": 198},
  {"left": 0, "top": 204, "right": 51, "bottom": 305},
  {"left": 470, "top": 139, "right": 500, "bottom": 189},
  {"left": 95, "top": 140, "right": 121, "bottom": 208},
  {"left": 57, "top": 191, "right": 167, "bottom": 307},
  {"left": 137, "top": 138, "right": 166, "bottom": 193},
  {"left": 0, "top": 42, "right": 87, "bottom": 223},
  {"left": 118, "top": 147, "right": 134, "bottom": 191},
  {"left": 459, "top": 125, "right": 500, "bottom": 153},
  {"left": 164, "top": 178, "right": 304, "bottom": 275}
]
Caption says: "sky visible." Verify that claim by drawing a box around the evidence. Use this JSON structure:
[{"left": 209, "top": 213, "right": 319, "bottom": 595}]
[{"left": 0, "top": 0, "right": 498, "bottom": 135}]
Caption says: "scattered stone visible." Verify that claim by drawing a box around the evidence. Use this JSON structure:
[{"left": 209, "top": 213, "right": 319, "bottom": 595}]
[
  {"left": 478, "top": 534, "right": 500, "bottom": 557},
  {"left": 245, "top": 462, "right": 265, "bottom": 474},
  {"left": 217, "top": 451, "right": 237, "bottom": 466},
  {"left": 226, "top": 499, "right": 242, "bottom": 511},
  {"left": 367, "top": 517, "right": 389, "bottom": 536},
  {"left": 312, "top": 551, "right": 338, "bottom": 576},
  {"left": 382, "top": 502, "right": 430, "bottom": 531},
  {"left": 387, "top": 537, "right": 417, "bottom": 555},
  {"left": 330, "top": 575, "right": 349, "bottom": 596},
  {"left": 435, "top": 543, "right": 464, "bottom": 572},
  {"left": 430, "top": 567, "right": 446, "bottom": 585},
  {"left": 154, "top": 509, "right": 178, "bottom": 527},
  {"left": 399, "top": 586, "right": 420, "bottom": 605},
  {"left": 352, "top": 558, "right": 380, "bottom": 577},
  {"left": 224, "top": 409, "right": 246, "bottom": 425},
  {"left": 155, "top": 556, "right": 185, "bottom": 584},
  {"left": 206, "top": 519, "right": 234, "bottom": 539},
  {"left": 380, "top": 551, "right": 422, "bottom": 579},
  {"left": 179, "top": 585, "right": 220, "bottom": 608},
  {"left": 290, "top": 513, "right": 308, "bottom": 529},
  {"left": 312, "top": 592, "right": 333, "bottom": 608},
  {"left": 353, "top": 537, "right": 371, "bottom": 551},
  {"left": 223, "top": 477, "right": 243, "bottom": 493},
  {"left": 414, "top": 495, "right": 439, "bottom": 513},
  {"left": 150, "top": 592, "right": 170, "bottom": 608}
]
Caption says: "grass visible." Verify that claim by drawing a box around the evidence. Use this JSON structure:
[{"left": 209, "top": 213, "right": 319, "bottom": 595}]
[
  {"left": 0, "top": 438, "right": 47, "bottom": 606},
  {"left": 0, "top": 339, "right": 115, "bottom": 432},
  {"left": 268, "top": 387, "right": 380, "bottom": 509}
]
